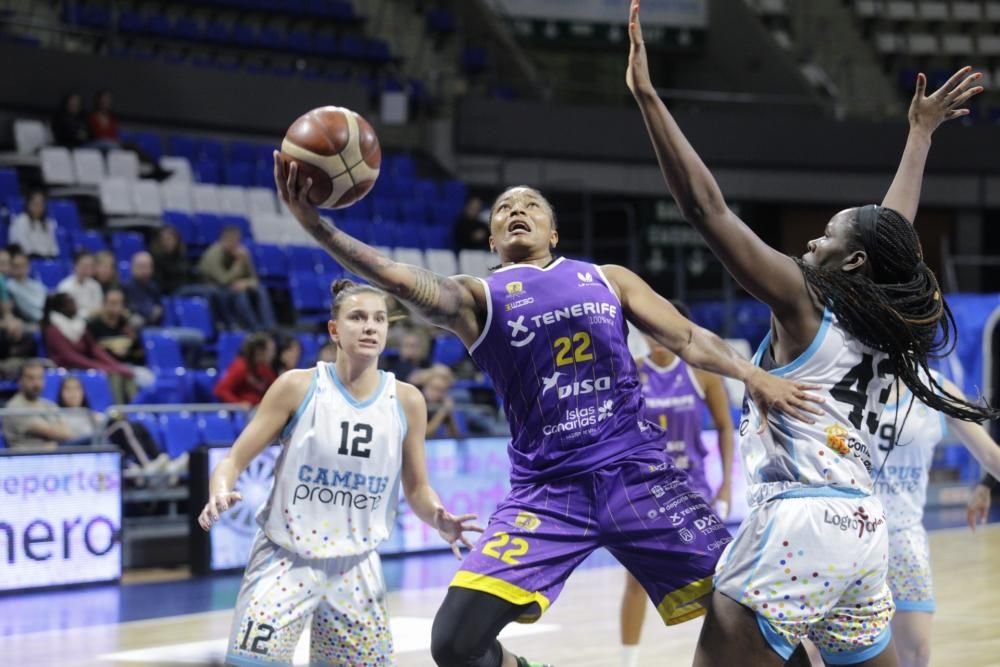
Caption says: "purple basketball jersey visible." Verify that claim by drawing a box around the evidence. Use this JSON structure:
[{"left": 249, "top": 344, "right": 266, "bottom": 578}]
[
  {"left": 470, "top": 258, "right": 660, "bottom": 484},
  {"left": 639, "top": 358, "right": 711, "bottom": 498}
]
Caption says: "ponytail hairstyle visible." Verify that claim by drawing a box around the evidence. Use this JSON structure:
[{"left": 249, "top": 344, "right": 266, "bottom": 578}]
[{"left": 796, "top": 205, "right": 998, "bottom": 423}]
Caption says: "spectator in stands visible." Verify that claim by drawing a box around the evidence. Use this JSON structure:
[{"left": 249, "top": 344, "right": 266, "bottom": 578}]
[
  {"left": 2, "top": 360, "right": 77, "bottom": 450},
  {"left": 87, "top": 90, "right": 120, "bottom": 147},
  {"left": 6, "top": 249, "right": 47, "bottom": 323},
  {"left": 94, "top": 250, "right": 120, "bottom": 294},
  {"left": 51, "top": 92, "right": 89, "bottom": 149},
  {"left": 273, "top": 335, "right": 302, "bottom": 375},
  {"left": 56, "top": 375, "right": 176, "bottom": 478},
  {"left": 122, "top": 251, "right": 163, "bottom": 326},
  {"left": 197, "top": 226, "right": 276, "bottom": 331},
  {"left": 213, "top": 332, "right": 277, "bottom": 408},
  {"left": 149, "top": 225, "right": 191, "bottom": 295},
  {"left": 382, "top": 329, "right": 431, "bottom": 382},
  {"left": 9, "top": 191, "right": 58, "bottom": 258},
  {"left": 453, "top": 195, "right": 489, "bottom": 250},
  {"left": 0, "top": 247, "right": 9, "bottom": 275},
  {"left": 42, "top": 292, "right": 138, "bottom": 404},
  {"left": 318, "top": 341, "right": 337, "bottom": 363},
  {"left": 0, "top": 271, "right": 37, "bottom": 379},
  {"left": 57, "top": 251, "right": 102, "bottom": 319},
  {"left": 88, "top": 287, "right": 144, "bottom": 365},
  {"left": 420, "top": 365, "right": 461, "bottom": 438}
]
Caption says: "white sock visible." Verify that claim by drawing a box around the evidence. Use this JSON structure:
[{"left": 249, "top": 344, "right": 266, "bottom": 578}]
[{"left": 621, "top": 644, "right": 640, "bottom": 667}]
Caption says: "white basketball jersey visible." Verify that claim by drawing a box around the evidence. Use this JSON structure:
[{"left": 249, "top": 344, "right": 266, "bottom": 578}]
[
  {"left": 741, "top": 308, "right": 893, "bottom": 506},
  {"left": 871, "top": 370, "right": 946, "bottom": 531},
  {"left": 257, "top": 364, "right": 406, "bottom": 558}
]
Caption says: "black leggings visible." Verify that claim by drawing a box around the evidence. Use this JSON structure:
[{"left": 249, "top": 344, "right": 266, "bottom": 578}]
[{"left": 430, "top": 587, "right": 539, "bottom": 667}]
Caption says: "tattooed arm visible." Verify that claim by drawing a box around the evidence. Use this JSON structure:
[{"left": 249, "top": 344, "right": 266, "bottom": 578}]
[{"left": 275, "top": 154, "right": 486, "bottom": 345}]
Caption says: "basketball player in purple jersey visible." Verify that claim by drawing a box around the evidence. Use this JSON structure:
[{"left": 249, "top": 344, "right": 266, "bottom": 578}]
[
  {"left": 620, "top": 311, "right": 735, "bottom": 667},
  {"left": 628, "top": 1, "right": 997, "bottom": 664},
  {"left": 275, "top": 158, "right": 821, "bottom": 666}
]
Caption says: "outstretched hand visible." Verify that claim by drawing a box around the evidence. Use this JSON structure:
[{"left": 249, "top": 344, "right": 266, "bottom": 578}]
[
  {"left": 908, "top": 66, "right": 984, "bottom": 135},
  {"left": 434, "top": 507, "right": 484, "bottom": 560},
  {"left": 198, "top": 490, "right": 243, "bottom": 531},
  {"left": 746, "top": 368, "right": 824, "bottom": 432},
  {"left": 274, "top": 151, "right": 322, "bottom": 229},
  {"left": 626, "top": 0, "right": 653, "bottom": 96}
]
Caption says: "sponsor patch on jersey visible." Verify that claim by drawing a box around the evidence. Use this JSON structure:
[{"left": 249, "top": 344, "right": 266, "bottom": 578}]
[
  {"left": 505, "top": 281, "right": 524, "bottom": 295},
  {"left": 825, "top": 423, "right": 851, "bottom": 456},
  {"left": 513, "top": 511, "right": 541, "bottom": 532}
]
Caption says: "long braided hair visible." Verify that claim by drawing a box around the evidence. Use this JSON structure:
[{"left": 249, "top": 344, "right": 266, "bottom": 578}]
[{"left": 796, "top": 205, "right": 998, "bottom": 423}]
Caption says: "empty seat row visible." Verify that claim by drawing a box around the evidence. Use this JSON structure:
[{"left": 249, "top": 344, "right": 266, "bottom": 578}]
[
  {"left": 40, "top": 147, "right": 143, "bottom": 185},
  {"left": 857, "top": 1, "right": 1000, "bottom": 22}
]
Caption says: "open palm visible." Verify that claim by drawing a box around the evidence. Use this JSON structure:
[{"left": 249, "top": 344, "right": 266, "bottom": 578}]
[{"left": 908, "top": 66, "right": 983, "bottom": 134}]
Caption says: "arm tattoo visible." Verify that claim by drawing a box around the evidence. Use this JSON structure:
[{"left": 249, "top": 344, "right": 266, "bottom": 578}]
[{"left": 299, "top": 215, "right": 466, "bottom": 325}]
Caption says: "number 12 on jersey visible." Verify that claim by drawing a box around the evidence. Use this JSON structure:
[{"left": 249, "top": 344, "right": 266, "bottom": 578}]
[{"left": 338, "top": 421, "right": 373, "bottom": 458}]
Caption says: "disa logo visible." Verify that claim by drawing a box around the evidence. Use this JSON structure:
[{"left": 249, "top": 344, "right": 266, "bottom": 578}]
[
  {"left": 825, "top": 423, "right": 850, "bottom": 456},
  {"left": 505, "top": 281, "right": 523, "bottom": 295}
]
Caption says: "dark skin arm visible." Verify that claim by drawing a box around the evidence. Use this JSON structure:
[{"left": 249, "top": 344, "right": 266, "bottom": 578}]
[{"left": 275, "top": 155, "right": 486, "bottom": 347}]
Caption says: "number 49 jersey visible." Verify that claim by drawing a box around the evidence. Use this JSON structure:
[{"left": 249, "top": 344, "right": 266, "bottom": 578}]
[
  {"left": 257, "top": 364, "right": 405, "bottom": 559},
  {"left": 740, "top": 308, "right": 893, "bottom": 507}
]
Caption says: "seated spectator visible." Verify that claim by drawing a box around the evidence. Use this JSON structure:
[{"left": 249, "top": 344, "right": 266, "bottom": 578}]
[
  {"left": 56, "top": 375, "right": 177, "bottom": 478},
  {"left": 94, "top": 250, "right": 120, "bottom": 293},
  {"left": 420, "top": 365, "right": 461, "bottom": 439},
  {"left": 273, "top": 335, "right": 302, "bottom": 375},
  {"left": 51, "top": 92, "right": 90, "bottom": 149},
  {"left": 57, "top": 251, "right": 103, "bottom": 319},
  {"left": 382, "top": 329, "right": 431, "bottom": 383},
  {"left": 2, "top": 360, "right": 78, "bottom": 450},
  {"left": 42, "top": 293, "right": 138, "bottom": 404},
  {"left": 318, "top": 342, "right": 337, "bottom": 363},
  {"left": 197, "top": 226, "right": 275, "bottom": 331},
  {"left": 453, "top": 195, "right": 489, "bottom": 250},
  {"left": 121, "top": 251, "right": 163, "bottom": 326},
  {"left": 214, "top": 333, "right": 277, "bottom": 408},
  {"left": 9, "top": 191, "right": 59, "bottom": 258},
  {"left": 149, "top": 225, "right": 191, "bottom": 295},
  {"left": 88, "top": 287, "right": 144, "bottom": 365},
  {"left": 6, "top": 249, "right": 47, "bottom": 323},
  {"left": 0, "top": 274, "right": 37, "bottom": 377},
  {"left": 87, "top": 90, "right": 120, "bottom": 147}
]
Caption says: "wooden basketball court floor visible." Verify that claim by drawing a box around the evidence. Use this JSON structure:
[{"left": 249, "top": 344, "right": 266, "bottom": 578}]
[{"left": 5, "top": 518, "right": 1000, "bottom": 667}]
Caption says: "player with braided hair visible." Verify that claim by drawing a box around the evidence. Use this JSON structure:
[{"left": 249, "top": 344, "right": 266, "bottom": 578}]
[{"left": 627, "top": 0, "right": 996, "bottom": 664}]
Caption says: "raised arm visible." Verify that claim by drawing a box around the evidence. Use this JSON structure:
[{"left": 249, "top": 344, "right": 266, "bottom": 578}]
[
  {"left": 942, "top": 378, "right": 1000, "bottom": 481},
  {"left": 398, "top": 382, "right": 483, "bottom": 559},
  {"left": 882, "top": 67, "right": 983, "bottom": 222},
  {"left": 275, "top": 156, "right": 485, "bottom": 346},
  {"left": 626, "top": 0, "right": 806, "bottom": 319},
  {"left": 604, "top": 264, "right": 822, "bottom": 427}
]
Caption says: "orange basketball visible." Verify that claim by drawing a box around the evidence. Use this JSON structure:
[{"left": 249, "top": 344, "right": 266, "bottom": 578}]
[{"left": 279, "top": 106, "right": 381, "bottom": 209}]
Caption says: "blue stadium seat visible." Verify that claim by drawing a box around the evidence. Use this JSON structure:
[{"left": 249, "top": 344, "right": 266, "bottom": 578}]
[
  {"left": 365, "top": 39, "right": 392, "bottom": 64},
  {"left": 286, "top": 245, "right": 324, "bottom": 272},
  {"left": 224, "top": 161, "right": 254, "bottom": 186},
  {"left": 217, "top": 331, "right": 246, "bottom": 370},
  {"left": 231, "top": 22, "right": 256, "bottom": 46},
  {"left": 462, "top": 47, "right": 487, "bottom": 75},
  {"left": 120, "top": 131, "right": 162, "bottom": 161},
  {"left": 171, "top": 16, "right": 199, "bottom": 40},
  {"left": 184, "top": 368, "right": 219, "bottom": 403},
  {"left": 228, "top": 142, "right": 260, "bottom": 165},
  {"left": 168, "top": 135, "right": 198, "bottom": 161},
  {"left": 441, "top": 179, "right": 468, "bottom": 206},
  {"left": 289, "top": 272, "right": 328, "bottom": 323},
  {"left": 143, "top": 333, "right": 184, "bottom": 371},
  {"left": 431, "top": 335, "right": 466, "bottom": 367},
  {"left": 249, "top": 242, "right": 288, "bottom": 288},
  {"left": 340, "top": 34, "right": 364, "bottom": 60},
  {"left": 118, "top": 10, "right": 144, "bottom": 34},
  {"left": 111, "top": 232, "right": 145, "bottom": 261},
  {"left": 0, "top": 168, "right": 19, "bottom": 198},
  {"left": 48, "top": 199, "right": 82, "bottom": 230},
  {"left": 258, "top": 26, "right": 284, "bottom": 49},
  {"left": 198, "top": 139, "right": 225, "bottom": 164},
  {"left": 41, "top": 368, "right": 69, "bottom": 404},
  {"left": 144, "top": 13, "right": 170, "bottom": 36},
  {"left": 297, "top": 333, "right": 319, "bottom": 367},
  {"left": 77, "top": 370, "right": 114, "bottom": 411},
  {"left": 421, "top": 226, "right": 452, "bottom": 250},
  {"left": 72, "top": 230, "right": 108, "bottom": 254},
  {"left": 426, "top": 8, "right": 457, "bottom": 34},
  {"left": 317, "top": 252, "right": 342, "bottom": 278},
  {"left": 3, "top": 195, "right": 23, "bottom": 217},
  {"left": 33, "top": 259, "right": 69, "bottom": 289},
  {"left": 231, "top": 410, "right": 248, "bottom": 434},
  {"left": 162, "top": 210, "right": 196, "bottom": 246},
  {"left": 198, "top": 411, "right": 235, "bottom": 445},
  {"left": 131, "top": 413, "right": 164, "bottom": 449},
  {"left": 203, "top": 19, "right": 230, "bottom": 43},
  {"left": 172, "top": 296, "right": 216, "bottom": 341},
  {"left": 193, "top": 158, "right": 222, "bottom": 184},
  {"left": 314, "top": 33, "right": 338, "bottom": 56},
  {"left": 286, "top": 29, "right": 313, "bottom": 54},
  {"left": 159, "top": 412, "right": 200, "bottom": 458},
  {"left": 0, "top": 221, "right": 6, "bottom": 247},
  {"left": 193, "top": 212, "right": 225, "bottom": 247}
]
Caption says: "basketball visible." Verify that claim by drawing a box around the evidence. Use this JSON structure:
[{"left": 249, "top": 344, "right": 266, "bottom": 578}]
[{"left": 279, "top": 106, "right": 381, "bottom": 209}]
